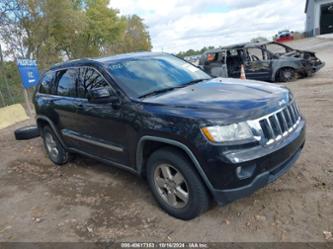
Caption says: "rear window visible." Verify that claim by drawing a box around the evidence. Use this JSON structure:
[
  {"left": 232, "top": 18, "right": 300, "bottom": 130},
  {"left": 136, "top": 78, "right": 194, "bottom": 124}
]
[{"left": 39, "top": 71, "right": 55, "bottom": 94}]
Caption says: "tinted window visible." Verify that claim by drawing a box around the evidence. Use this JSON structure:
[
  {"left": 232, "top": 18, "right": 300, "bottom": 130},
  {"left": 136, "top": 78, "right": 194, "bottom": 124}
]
[
  {"left": 56, "top": 69, "right": 77, "bottom": 97},
  {"left": 39, "top": 71, "right": 55, "bottom": 94},
  {"left": 107, "top": 55, "right": 210, "bottom": 98},
  {"left": 77, "top": 68, "right": 111, "bottom": 98}
]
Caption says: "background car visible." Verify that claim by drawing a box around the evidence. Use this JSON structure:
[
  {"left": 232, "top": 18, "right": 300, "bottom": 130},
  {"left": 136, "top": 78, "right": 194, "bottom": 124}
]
[
  {"left": 199, "top": 41, "right": 325, "bottom": 82},
  {"left": 274, "top": 30, "right": 294, "bottom": 43}
]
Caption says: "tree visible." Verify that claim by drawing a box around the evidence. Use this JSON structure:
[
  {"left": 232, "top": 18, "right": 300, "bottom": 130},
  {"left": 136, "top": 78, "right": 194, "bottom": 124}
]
[
  {"left": 0, "top": 0, "right": 152, "bottom": 69},
  {"left": 108, "top": 15, "right": 152, "bottom": 54},
  {"left": 176, "top": 46, "right": 215, "bottom": 58},
  {"left": 0, "top": 0, "right": 86, "bottom": 68},
  {"left": 69, "top": 0, "right": 125, "bottom": 58}
]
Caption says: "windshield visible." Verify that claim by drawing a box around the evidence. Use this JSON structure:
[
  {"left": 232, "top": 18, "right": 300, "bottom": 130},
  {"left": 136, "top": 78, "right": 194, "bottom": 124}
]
[{"left": 107, "top": 54, "right": 211, "bottom": 98}]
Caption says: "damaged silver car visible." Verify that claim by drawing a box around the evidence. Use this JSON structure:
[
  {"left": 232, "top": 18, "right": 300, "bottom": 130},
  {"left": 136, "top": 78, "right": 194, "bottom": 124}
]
[{"left": 199, "top": 41, "right": 325, "bottom": 82}]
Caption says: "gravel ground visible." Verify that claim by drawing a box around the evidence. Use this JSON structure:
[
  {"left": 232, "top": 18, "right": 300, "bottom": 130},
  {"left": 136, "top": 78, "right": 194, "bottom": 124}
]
[{"left": 0, "top": 37, "right": 332, "bottom": 242}]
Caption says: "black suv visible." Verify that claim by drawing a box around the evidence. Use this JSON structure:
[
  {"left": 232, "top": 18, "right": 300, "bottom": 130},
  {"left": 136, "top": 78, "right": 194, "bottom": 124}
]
[{"left": 34, "top": 52, "right": 306, "bottom": 220}]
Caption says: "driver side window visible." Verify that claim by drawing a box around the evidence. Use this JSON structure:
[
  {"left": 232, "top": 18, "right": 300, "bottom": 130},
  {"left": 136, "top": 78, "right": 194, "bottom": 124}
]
[{"left": 77, "top": 67, "right": 113, "bottom": 98}]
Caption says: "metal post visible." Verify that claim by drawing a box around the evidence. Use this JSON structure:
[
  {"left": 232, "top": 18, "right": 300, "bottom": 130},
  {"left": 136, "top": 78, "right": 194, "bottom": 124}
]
[{"left": 23, "top": 88, "right": 33, "bottom": 116}]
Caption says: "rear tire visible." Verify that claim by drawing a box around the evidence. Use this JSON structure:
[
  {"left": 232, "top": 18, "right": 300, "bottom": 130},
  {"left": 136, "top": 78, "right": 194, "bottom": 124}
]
[
  {"left": 278, "top": 68, "right": 297, "bottom": 82},
  {"left": 42, "top": 126, "right": 70, "bottom": 165},
  {"left": 146, "top": 147, "right": 210, "bottom": 220}
]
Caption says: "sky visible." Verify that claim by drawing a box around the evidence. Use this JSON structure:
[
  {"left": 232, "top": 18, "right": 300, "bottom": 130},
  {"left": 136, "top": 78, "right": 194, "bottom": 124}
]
[{"left": 109, "top": 0, "right": 307, "bottom": 53}]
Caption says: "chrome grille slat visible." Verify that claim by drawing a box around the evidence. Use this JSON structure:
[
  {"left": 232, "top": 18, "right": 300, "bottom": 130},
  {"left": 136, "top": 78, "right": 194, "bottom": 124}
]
[
  {"left": 280, "top": 110, "right": 289, "bottom": 132},
  {"left": 253, "top": 101, "right": 301, "bottom": 145},
  {"left": 288, "top": 105, "right": 296, "bottom": 123},
  {"left": 273, "top": 114, "right": 283, "bottom": 135},
  {"left": 292, "top": 102, "right": 299, "bottom": 117},
  {"left": 266, "top": 118, "right": 275, "bottom": 139},
  {"left": 284, "top": 108, "right": 293, "bottom": 128},
  {"left": 292, "top": 103, "right": 300, "bottom": 118}
]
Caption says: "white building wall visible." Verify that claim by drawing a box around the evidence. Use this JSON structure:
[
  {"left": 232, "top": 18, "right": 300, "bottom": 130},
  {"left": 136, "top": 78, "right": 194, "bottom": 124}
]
[{"left": 305, "top": 0, "right": 316, "bottom": 36}]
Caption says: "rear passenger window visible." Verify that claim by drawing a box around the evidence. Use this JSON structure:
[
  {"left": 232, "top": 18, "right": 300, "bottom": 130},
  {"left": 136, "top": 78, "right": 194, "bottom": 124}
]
[
  {"left": 77, "top": 68, "right": 111, "bottom": 98},
  {"left": 39, "top": 72, "right": 55, "bottom": 94},
  {"left": 56, "top": 69, "right": 77, "bottom": 97}
]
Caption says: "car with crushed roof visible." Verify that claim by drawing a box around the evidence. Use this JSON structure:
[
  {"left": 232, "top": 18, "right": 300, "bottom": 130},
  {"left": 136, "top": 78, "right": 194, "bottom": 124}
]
[{"left": 199, "top": 41, "right": 325, "bottom": 82}]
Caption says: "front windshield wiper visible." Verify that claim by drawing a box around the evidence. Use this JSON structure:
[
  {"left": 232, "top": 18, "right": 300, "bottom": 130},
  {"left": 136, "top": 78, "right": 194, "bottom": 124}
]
[
  {"left": 138, "top": 78, "right": 211, "bottom": 99},
  {"left": 182, "top": 78, "right": 211, "bottom": 86},
  {"left": 138, "top": 87, "right": 181, "bottom": 99}
]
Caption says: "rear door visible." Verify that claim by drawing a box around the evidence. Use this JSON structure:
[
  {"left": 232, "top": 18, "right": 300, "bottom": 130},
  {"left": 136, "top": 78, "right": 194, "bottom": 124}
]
[{"left": 52, "top": 68, "right": 82, "bottom": 148}]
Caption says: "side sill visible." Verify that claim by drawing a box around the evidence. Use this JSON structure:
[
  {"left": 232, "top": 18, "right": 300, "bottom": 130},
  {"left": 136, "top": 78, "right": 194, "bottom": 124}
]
[{"left": 68, "top": 147, "right": 139, "bottom": 175}]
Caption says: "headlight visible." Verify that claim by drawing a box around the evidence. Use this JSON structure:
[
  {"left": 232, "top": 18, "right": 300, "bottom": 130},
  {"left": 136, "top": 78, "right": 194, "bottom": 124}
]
[{"left": 201, "top": 122, "right": 253, "bottom": 143}]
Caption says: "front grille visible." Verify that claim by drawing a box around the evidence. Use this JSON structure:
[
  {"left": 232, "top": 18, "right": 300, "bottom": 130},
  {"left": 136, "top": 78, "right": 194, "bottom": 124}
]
[{"left": 258, "top": 102, "right": 301, "bottom": 145}]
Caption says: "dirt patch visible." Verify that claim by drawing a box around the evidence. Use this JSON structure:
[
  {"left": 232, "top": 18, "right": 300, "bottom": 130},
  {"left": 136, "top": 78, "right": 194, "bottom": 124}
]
[{"left": 0, "top": 37, "right": 332, "bottom": 242}]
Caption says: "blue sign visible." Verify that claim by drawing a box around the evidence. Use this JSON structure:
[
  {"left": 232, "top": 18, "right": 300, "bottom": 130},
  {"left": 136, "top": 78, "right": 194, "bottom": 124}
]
[{"left": 17, "top": 59, "right": 40, "bottom": 89}]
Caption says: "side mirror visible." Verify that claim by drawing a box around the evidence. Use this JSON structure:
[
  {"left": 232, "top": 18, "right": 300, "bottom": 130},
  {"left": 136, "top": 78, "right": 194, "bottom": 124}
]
[{"left": 87, "top": 88, "right": 120, "bottom": 105}]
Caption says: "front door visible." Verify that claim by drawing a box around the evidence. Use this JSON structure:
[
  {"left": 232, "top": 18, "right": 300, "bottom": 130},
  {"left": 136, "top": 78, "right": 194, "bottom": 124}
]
[
  {"left": 320, "top": 3, "right": 333, "bottom": 35},
  {"left": 244, "top": 47, "right": 272, "bottom": 81}
]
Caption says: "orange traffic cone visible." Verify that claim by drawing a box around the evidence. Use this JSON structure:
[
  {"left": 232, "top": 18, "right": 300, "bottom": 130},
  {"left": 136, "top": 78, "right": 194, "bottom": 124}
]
[{"left": 240, "top": 64, "right": 246, "bottom": 80}]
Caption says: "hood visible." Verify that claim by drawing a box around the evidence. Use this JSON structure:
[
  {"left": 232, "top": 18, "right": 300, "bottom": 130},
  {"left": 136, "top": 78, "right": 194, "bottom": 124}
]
[
  {"left": 279, "top": 49, "right": 316, "bottom": 59},
  {"left": 141, "top": 78, "right": 292, "bottom": 123}
]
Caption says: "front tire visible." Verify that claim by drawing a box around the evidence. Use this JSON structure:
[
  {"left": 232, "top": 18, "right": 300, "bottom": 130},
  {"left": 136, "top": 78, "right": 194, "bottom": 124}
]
[
  {"left": 147, "top": 147, "right": 210, "bottom": 220},
  {"left": 278, "top": 68, "right": 297, "bottom": 82},
  {"left": 42, "top": 126, "right": 70, "bottom": 165}
]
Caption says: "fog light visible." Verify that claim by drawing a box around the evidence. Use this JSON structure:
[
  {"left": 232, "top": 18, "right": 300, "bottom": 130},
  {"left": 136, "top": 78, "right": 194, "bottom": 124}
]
[{"left": 236, "top": 164, "right": 256, "bottom": 180}]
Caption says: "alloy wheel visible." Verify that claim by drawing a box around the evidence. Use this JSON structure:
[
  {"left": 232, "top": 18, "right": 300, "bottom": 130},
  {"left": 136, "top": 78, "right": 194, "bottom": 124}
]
[
  {"left": 153, "top": 164, "right": 189, "bottom": 209},
  {"left": 45, "top": 132, "right": 59, "bottom": 161}
]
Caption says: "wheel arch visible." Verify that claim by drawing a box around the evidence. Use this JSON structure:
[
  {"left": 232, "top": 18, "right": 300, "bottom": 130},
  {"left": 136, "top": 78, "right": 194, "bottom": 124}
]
[
  {"left": 36, "top": 115, "right": 67, "bottom": 148},
  {"left": 272, "top": 59, "right": 301, "bottom": 81},
  {"left": 136, "top": 136, "right": 215, "bottom": 192},
  {"left": 273, "top": 66, "right": 298, "bottom": 82}
]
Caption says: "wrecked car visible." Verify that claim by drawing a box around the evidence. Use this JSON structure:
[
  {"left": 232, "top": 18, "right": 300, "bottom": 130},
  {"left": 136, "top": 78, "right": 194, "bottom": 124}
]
[{"left": 199, "top": 41, "right": 325, "bottom": 82}]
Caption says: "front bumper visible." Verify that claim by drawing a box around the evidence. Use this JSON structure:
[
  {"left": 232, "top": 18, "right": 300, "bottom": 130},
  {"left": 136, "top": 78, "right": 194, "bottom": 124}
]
[
  {"left": 302, "top": 61, "right": 325, "bottom": 76},
  {"left": 313, "top": 61, "right": 325, "bottom": 72},
  {"left": 209, "top": 120, "right": 305, "bottom": 205}
]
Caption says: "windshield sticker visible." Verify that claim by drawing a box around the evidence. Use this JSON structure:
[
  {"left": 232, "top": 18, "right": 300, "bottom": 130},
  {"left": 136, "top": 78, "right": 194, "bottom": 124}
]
[{"left": 109, "top": 63, "right": 123, "bottom": 71}]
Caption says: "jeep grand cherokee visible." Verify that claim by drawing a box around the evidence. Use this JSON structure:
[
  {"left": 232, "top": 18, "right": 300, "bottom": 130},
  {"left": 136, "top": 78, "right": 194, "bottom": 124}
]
[{"left": 34, "top": 52, "right": 306, "bottom": 220}]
